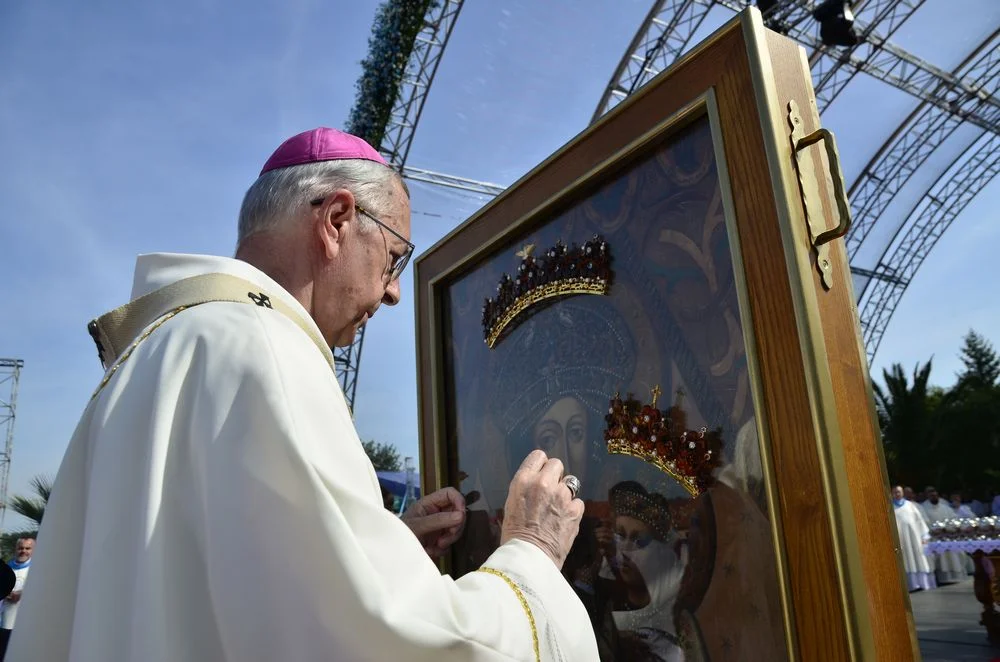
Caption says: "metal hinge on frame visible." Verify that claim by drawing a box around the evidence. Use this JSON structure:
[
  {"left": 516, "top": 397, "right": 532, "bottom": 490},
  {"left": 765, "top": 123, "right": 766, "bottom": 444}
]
[{"left": 787, "top": 100, "right": 853, "bottom": 290}]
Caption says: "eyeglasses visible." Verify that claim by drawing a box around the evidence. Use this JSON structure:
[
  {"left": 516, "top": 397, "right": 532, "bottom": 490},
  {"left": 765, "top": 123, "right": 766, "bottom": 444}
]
[{"left": 310, "top": 198, "right": 415, "bottom": 282}]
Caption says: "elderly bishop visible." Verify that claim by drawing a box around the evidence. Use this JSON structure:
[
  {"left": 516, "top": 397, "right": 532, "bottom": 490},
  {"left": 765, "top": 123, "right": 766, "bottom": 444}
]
[{"left": 7, "top": 129, "right": 598, "bottom": 662}]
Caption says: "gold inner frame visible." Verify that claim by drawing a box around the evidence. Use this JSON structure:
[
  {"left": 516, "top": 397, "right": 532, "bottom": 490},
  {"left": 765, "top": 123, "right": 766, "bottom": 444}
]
[{"left": 486, "top": 279, "right": 609, "bottom": 349}]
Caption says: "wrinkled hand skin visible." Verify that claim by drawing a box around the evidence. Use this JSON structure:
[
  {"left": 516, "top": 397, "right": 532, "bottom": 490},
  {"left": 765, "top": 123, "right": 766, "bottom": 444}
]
[
  {"left": 500, "top": 450, "right": 585, "bottom": 569},
  {"left": 402, "top": 487, "right": 467, "bottom": 560}
]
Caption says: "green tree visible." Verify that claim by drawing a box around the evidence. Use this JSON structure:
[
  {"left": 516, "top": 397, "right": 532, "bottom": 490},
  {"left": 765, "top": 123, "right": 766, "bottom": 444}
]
[
  {"left": 938, "top": 386, "right": 1000, "bottom": 492},
  {"left": 872, "top": 360, "right": 942, "bottom": 487},
  {"left": 1, "top": 474, "right": 52, "bottom": 559},
  {"left": 955, "top": 330, "right": 1000, "bottom": 392},
  {"left": 938, "top": 330, "right": 1000, "bottom": 493},
  {"left": 361, "top": 440, "right": 402, "bottom": 472}
]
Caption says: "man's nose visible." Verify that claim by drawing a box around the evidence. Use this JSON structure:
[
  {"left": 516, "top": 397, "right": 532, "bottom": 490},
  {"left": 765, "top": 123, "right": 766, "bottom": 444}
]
[{"left": 383, "top": 278, "right": 401, "bottom": 306}]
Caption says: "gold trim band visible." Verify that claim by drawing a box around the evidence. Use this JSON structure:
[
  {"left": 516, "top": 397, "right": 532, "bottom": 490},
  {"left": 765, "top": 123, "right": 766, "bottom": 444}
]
[
  {"left": 477, "top": 567, "right": 540, "bottom": 662},
  {"left": 606, "top": 439, "right": 700, "bottom": 497},
  {"left": 486, "top": 279, "right": 607, "bottom": 348},
  {"left": 90, "top": 305, "right": 191, "bottom": 401}
]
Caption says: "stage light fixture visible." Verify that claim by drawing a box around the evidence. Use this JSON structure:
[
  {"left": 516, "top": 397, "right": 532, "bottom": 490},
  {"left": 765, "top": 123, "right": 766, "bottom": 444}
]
[
  {"left": 757, "top": 0, "right": 780, "bottom": 13},
  {"left": 812, "top": 0, "right": 859, "bottom": 47}
]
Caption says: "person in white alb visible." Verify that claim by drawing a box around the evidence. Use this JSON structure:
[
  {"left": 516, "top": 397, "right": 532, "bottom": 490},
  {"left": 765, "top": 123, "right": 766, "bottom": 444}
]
[
  {"left": 950, "top": 493, "right": 976, "bottom": 519},
  {"left": 0, "top": 538, "right": 32, "bottom": 660},
  {"left": 921, "top": 486, "right": 964, "bottom": 585},
  {"left": 6, "top": 128, "right": 598, "bottom": 661},
  {"left": 890, "top": 486, "right": 935, "bottom": 592},
  {"left": 948, "top": 492, "right": 977, "bottom": 575}
]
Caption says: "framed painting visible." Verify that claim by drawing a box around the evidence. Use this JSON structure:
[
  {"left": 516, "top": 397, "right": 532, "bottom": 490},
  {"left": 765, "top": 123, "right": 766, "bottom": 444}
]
[{"left": 415, "top": 8, "right": 915, "bottom": 661}]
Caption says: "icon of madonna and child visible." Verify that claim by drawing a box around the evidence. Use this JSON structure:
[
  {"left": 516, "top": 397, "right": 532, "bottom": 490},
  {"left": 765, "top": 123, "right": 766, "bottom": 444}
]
[{"left": 451, "top": 294, "right": 790, "bottom": 661}]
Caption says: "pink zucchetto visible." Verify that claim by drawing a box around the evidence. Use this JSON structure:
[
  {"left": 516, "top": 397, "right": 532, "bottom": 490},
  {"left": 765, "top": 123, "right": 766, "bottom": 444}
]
[{"left": 259, "top": 127, "right": 387, "bottom": 175}]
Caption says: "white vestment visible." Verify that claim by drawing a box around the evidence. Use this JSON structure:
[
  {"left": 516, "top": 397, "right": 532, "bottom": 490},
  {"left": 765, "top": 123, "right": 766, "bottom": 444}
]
[
  {"left": 7, "top": 253, "right": 598, "bottom": 662},
  {"left": 952, "top": 504, "right": 977, "bottom": 573},
  {"left": 1, "top": 563, "right": 30, "bottom": 629},
  {"left": 892, "top": 501, "right": 934, "bottom": 591},
  {"left": 922, "top": 500, "right": 964, "bottom": 584}
]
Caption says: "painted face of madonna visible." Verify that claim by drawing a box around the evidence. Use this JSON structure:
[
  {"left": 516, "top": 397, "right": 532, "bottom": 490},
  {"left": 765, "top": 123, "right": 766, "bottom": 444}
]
[{"left": 532, "top": 396, "right": 589, "bottom": 482}]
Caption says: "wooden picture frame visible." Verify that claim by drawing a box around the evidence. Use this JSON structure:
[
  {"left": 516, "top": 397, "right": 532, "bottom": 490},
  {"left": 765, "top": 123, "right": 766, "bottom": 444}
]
[{"left": 414, "top": 8, "right": 915, "bottom": 660}]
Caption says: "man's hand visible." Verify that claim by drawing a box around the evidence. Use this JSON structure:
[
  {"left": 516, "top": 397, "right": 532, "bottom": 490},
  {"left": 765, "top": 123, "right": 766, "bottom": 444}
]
[
  {"left": 6, "top": 591, "right": 20, "bottom": 604},
  {"left": 402, "top": 487, "right": 467, "bottom": 560},
  {"left": 500, "top": 450, "right": 585, "bottom": 569}
]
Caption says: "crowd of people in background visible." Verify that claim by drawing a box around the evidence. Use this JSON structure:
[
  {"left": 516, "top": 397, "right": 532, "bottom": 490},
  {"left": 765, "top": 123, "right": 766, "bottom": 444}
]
[
  {"left": 903, "top": 486, "right": 1000, "bottom": 519},
  {"left": 891, "top": 484, "right": 997, "bottom": 593}
]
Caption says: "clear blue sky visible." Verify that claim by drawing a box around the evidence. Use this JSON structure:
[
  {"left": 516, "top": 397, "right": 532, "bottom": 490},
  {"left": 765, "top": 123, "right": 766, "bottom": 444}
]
[{"left": 1, "top": 1, "right": 997, "bottom": 532}]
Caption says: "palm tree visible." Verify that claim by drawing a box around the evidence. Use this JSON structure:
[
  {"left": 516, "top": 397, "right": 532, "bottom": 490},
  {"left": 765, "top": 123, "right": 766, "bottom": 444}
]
[
  {"left": 872, "top": 360, "right": 942, "bottom": 488},
  {"left": 1, "top": 474, "right": 53, "bottom": 559},
  {"left": 8, "top": 475, "right": 52, "bottom": 527}
]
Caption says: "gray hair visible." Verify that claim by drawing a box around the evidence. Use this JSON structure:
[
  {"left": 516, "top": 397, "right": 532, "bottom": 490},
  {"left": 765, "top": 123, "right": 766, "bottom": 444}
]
[{"left": 237, "top": 159, "right": 408, "bottom": 243}]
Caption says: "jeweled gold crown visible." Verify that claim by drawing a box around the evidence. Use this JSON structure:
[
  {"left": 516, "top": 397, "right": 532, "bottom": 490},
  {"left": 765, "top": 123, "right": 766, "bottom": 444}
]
[
  {"left": 482, "top": 236, "right": 612, "bottom": 348},
  {"left": 604, "top": 386, "right": 723, "bottom": 497}
]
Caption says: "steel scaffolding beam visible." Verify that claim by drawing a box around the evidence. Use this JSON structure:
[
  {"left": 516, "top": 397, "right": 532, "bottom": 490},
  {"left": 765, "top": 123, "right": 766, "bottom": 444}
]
[
  {"left": 378, "top": 0, "right": 465, "bottom": 168},
  {"left": 592, "top": 0, "right": 715, "bottom": 122},
  {"left": 858, "top": 132, "right": 1000, "bottom": 361},
  {"left": 711, "top": 0, "right": 1000, "bottom": 133},
  {"left": 593, "top": 0, "right": 963, "bottom": 124},
  {"left": 338, "top": 0, "right": 466, "bottom": 412},
  {"left": 402, "top": 165, "right": 507, "bottom": 197},
  {"left": 0, "top": 359, "right": 24, "bottom": 530},
  {"left": 806, "top": 0, "right": 925, "bottom": 113},
  {"left": 850, "top": 265, "right": 908, "bottom": 286},
  {"left": 595, "top": 1, "right": 1000, "bottom": 360},
  {"left": 845, "top": 31, "right": 1000, "bottom": 258}
]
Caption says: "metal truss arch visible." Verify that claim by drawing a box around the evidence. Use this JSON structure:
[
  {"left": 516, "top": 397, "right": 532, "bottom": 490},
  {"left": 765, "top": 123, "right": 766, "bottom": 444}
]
[
  {"left": 805, "top": 0, "right": 924, "bottom": 113},
  {"left": 337, "top": 0, "right": 466, "bottom": 411},
  {"left": 769, "top": 3, "right": 1000, "bottom": 130},
  {"left": 858, "top": 131, "right": 1000, "bottom": 361},
  {"left": 592, "top": 0, "right": 715, "bottom": 123},
  {"left": 594, "top": 0, "right": 1000, "bottom": 129},
  {"left": 713, "top": 0, "right": 1000, "bottom": 131},
  {"left": 845, "top": 30, "right": 1000, "bottom": 260},
  {"left": 597, "top": 2, "right": 1000, "bottom": 362}
]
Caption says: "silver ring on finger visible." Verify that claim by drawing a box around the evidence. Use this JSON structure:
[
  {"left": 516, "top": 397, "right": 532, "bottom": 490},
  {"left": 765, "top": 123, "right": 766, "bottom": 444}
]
[{"left": 562, "top": 474, "right": 581, "bottom": 499}]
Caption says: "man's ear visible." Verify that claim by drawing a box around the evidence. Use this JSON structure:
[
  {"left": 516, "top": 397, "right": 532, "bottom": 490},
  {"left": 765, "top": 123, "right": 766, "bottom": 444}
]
[{"left": 316, "top": 188, "right": 356, "bottom": 260}]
